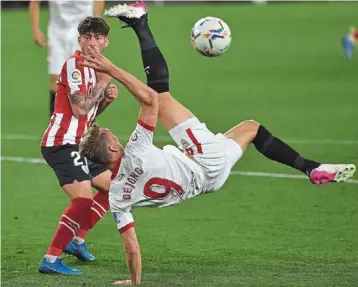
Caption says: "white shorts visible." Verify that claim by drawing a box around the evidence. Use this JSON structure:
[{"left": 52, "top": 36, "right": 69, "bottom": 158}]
[
  {"left": 169, "top": 117, "right": 243, "bottom": 192},
  {"left": 47, "top": 30, "right": 80, "bottom": 75}
]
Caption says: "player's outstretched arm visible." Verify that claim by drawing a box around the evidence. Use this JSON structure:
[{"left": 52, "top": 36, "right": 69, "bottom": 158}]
[
  {"left": 107, "top": 66, "right": 159, "bottom": 129},
  {"left": 114, "top": 227, "right": 142, "bottom": 286},
  {"left": 94, "top": 0, "right": 105, "bottom": 17},
  {"left": 81, "top": 48, "right": 158, "bottom": 107},
  {"left": 109, "top": 66, "right": 157, "bottom": 107},
  {"left": 29, "top": 0, "right": 46, "bottom": 47},
  {"left": 81, "top": 47, "right": 158, "bottom": 127}
]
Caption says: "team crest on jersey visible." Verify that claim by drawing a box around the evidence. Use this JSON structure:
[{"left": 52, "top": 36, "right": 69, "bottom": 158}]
[
  {"left": 181, "top": 138, "right": 194, "bottom": 155},
  {"left": 117, "top": 173, "right": 125, "bottom": 181},
  {"left": 181, "top": 139, "right": 190, "bottom": 148},
  {"left": 70, "top": 69, "right": 82, "bottom": 85},
  {"left": 81, "top": 164, "right": 89, "bottom": 174},
  {"left": 130, "top": 131, "right": 138, "bottom": 142}
]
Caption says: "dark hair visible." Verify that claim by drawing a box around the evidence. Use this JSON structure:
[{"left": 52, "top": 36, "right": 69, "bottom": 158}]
[{"left": 78, "top": 17, "right": 110, "bottom": 36}]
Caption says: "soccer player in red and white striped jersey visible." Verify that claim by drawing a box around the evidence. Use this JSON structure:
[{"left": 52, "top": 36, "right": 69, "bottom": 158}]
[
  {"left": 38, "top": 17, "right": 118, "bottom": 275},
  {"left": 29, "top": 0, "right": 105, "bottom": 117},
  {"left": 41, "top": 50, "right": 99, "bottom": 147}
]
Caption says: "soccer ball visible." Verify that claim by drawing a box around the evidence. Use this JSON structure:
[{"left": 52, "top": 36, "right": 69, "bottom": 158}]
[{"left": 191, "top": 16, "right": 232, "bottom": 57}]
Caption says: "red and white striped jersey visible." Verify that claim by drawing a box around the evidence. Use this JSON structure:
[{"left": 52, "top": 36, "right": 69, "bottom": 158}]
[{"left": 41, "top": 51, "right": 99, "bottom": 147}]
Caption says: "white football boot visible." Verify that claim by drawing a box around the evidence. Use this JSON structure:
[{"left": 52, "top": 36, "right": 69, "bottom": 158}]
[
  {"left": 309, "top": 164, "right": 356, "bottom": 185},
  {"left": 104, "top": 2, "right": 148, "bottom": 28}
]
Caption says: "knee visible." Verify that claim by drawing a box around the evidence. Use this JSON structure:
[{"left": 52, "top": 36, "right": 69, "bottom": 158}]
[
  {"left": 63, "top": 180, "right": 94, "bottom": 200},
  {"left": 240, "top": 120, "right": 260, "bottom": 136}
]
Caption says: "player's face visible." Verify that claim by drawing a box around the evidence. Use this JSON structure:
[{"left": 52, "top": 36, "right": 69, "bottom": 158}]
[
  {"left": 101, "top": 128, "right": 123, "bottom": 153},
  {"left": 78, "top": 33, "right": 109, "bottom": 55}
]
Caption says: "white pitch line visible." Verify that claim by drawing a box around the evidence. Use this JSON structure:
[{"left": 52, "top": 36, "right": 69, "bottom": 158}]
[
  {"left": 231, "top": 170, "right": 358, "bottom": 183},
  {"left": 1, "top": 133, "right": 358, "bottom": 145},
  {"left": 1, "top": 134, "right": 39, "bottom": 140},
  {"left": 1, "top": 156, "right": 357, "bottom": 184},
  {"left": 1, "top": 156, "right": 45, "bottom": 164}
]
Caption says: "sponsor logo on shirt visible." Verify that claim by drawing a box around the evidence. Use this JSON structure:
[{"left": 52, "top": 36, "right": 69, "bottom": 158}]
[{"left": 70, "top": 69, "right": 82, "bottom": 85}]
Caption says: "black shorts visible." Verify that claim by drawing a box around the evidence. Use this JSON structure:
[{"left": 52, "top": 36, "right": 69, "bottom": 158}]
[{"left": 41, "top": 144, "right": 108, "bottom": 186}]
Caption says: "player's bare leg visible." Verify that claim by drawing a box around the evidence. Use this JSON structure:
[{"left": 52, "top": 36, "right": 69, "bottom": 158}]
[
  {"left": 62, "top": 180, "right": 93, "bottom": 200},
  {"left": 224, "top": 121, "right": 356, "bottom": 184}
]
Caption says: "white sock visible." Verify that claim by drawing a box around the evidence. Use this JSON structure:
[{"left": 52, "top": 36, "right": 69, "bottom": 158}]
[
  {"left": 72, "top": 236, "right": 85, "bottom": 245},
  {"left": 45, "top": 255, "right": 58, "bottom": 263}
]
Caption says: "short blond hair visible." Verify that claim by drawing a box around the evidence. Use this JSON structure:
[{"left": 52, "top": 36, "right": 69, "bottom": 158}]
[{"left": 80, "top": 123, "right": 110, "bottom": 165}]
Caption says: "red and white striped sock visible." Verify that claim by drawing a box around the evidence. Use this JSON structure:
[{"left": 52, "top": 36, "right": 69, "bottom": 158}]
[
  {"left": 76, "top": 192, "right": 109, "bottom": 240},
  {"left": 46, "top": 197, "right": 93, "bottom": 258}
]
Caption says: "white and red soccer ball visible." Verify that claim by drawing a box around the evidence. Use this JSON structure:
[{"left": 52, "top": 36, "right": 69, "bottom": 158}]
[{"left": 191, "top": 16, "right": 232, "bottom": 57}]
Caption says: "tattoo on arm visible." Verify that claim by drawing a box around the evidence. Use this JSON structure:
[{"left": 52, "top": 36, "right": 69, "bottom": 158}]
[
  {"left": 69, "top": 84, "right": 106, "bottom": 114},
  {"left": 95, "top": 98, "right": 110, "bottom": 117}
]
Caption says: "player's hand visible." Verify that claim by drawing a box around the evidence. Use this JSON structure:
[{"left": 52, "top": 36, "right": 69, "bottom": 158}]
[
  {"left": 81, "top": 46, "right": 116, "bottom": 76},
  {"left": 112, "top": 280, "right": 132, "bottom": 285},
  {"left": 104, "top": 83, "right": 118, "bottom": 102},
  {"left": 33, "top": 29, "right": 46, "bottom": 47}
]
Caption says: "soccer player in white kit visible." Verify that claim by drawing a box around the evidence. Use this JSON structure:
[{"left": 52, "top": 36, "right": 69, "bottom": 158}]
[
  {"left": 80, "top": 3, "right": 356, "bottom": 285},
  {"left": 29, "top": 0, "right": 105, "bottom": 117}
]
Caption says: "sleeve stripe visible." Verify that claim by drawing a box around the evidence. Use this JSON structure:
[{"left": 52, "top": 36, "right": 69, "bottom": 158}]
[
  {"left": 138, "top": 120, "right": 156, "bottom": 132},
  {"left": 118, "top": 222, "right": 136, "bottom": 234}
]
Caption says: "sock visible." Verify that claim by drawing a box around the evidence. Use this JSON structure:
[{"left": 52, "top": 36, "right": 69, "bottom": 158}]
[
  {"left": 76, "top": 191, "right": 109, "bottom": 240},
  {"left": 132, "top": 20, "right": 169, "bottom": 93},
  {"left": 50, "top": 90, "right": 56, "bottom": 117},
  {"left": 252, "top": 125, "right": 321, "bottom": 175},
  {"left": 72, "top": 236, "right": 85, "bottom": 245},
  {"left": 46, "top": 197, "right": 93, "bottom": 257},
  {"left": 44, "top": 254, "right": 58, "bottom": 263}
]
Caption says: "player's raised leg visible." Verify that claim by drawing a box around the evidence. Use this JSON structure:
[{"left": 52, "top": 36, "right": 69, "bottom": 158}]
[
  {"left": 104, "top": 2, "right": 356, "bottom": 185},
  {"left": 223, "top": 120, "right": 356, "bottom": 184},
  {"left": 104, "top": 2, "right": 194, "bottom": 131}
]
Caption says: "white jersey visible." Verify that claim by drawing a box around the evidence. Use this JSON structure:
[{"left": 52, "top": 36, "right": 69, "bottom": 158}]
[
  {"left": 47, "top": 1, "right": 95, "bottom": 74},
  {"left": 48, "top": 1, "right": 94, "bottom": 35},
  {"left": 109, "top": 120, "right": 206, "bottom": 233}
]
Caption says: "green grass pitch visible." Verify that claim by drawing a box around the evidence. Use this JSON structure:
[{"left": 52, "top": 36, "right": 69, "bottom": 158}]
[{"left": 1, "top": 2, "right": 358, "bottom": 286}]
